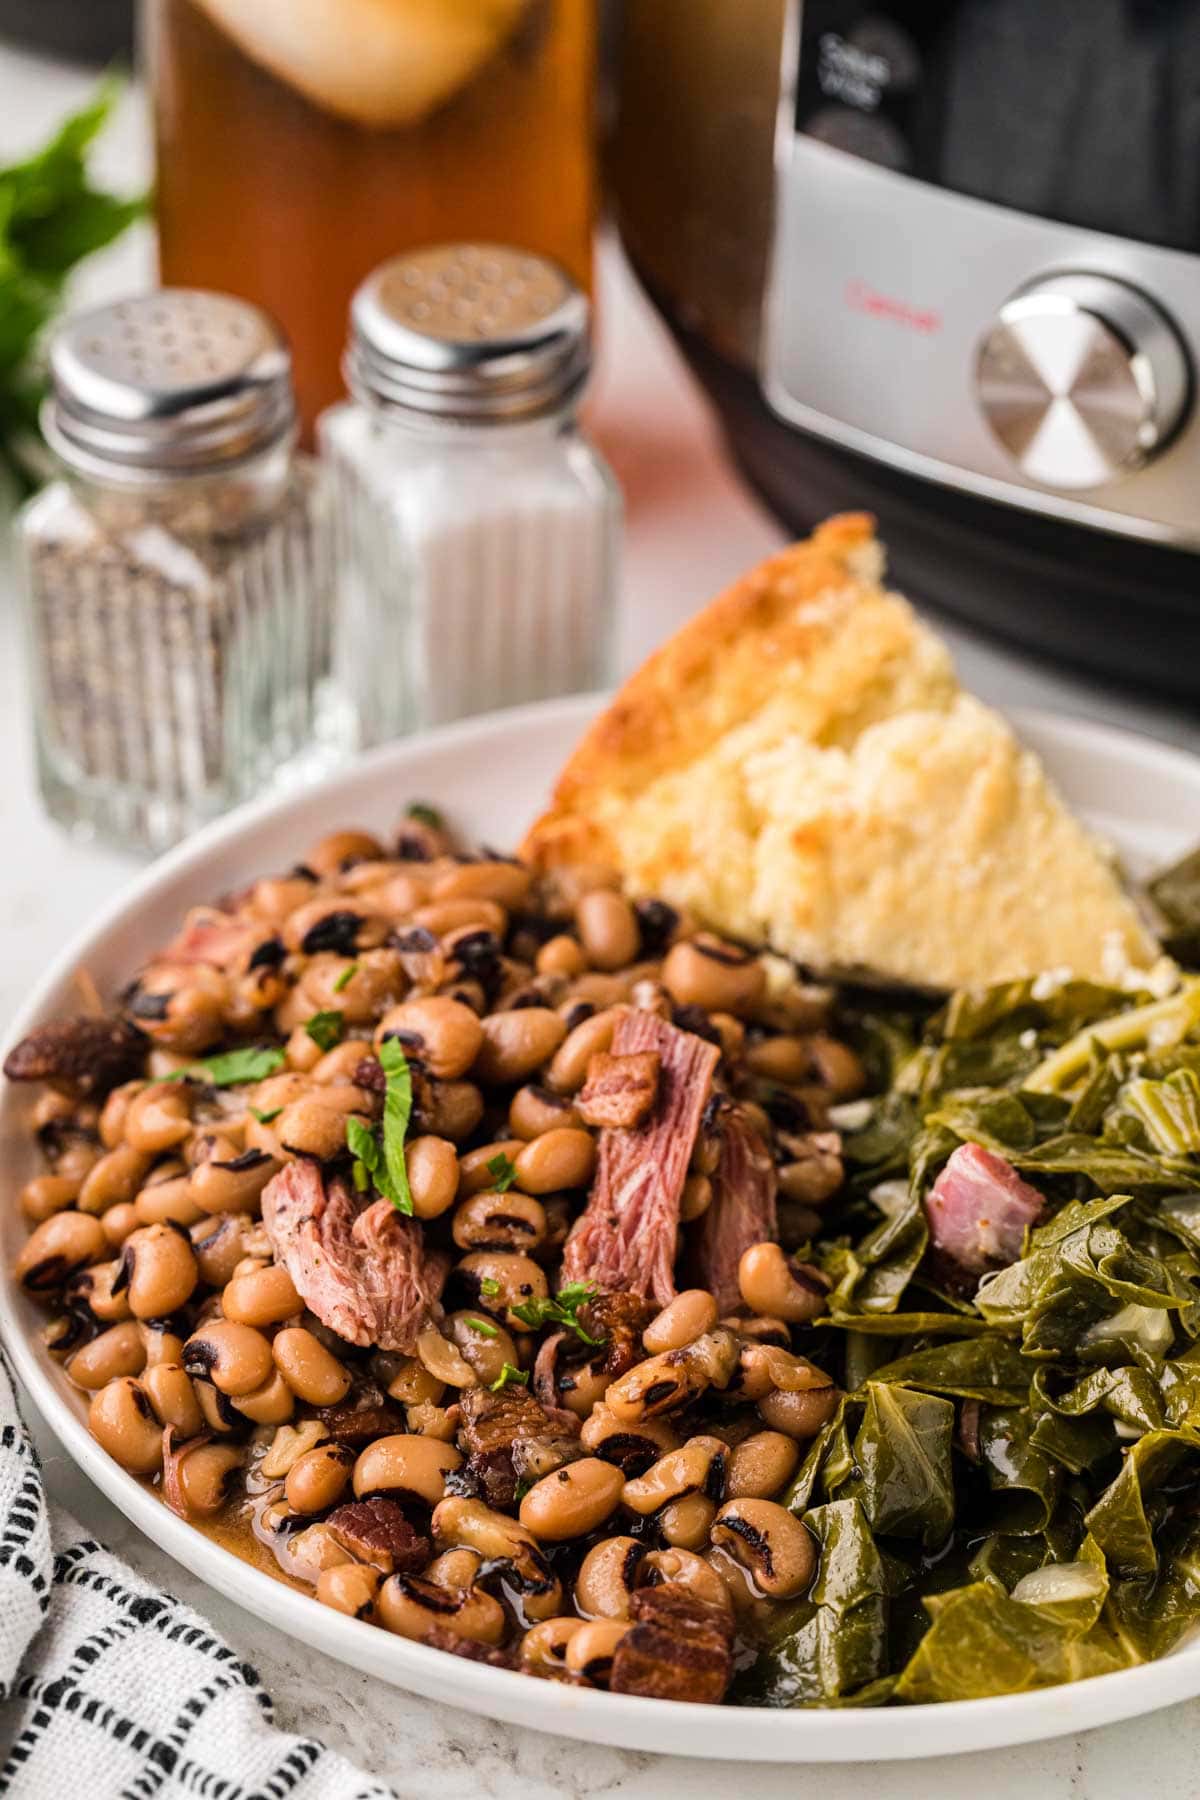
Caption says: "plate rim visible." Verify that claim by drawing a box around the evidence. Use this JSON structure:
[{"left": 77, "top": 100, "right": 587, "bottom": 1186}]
[{"left": 4, "top": 694, "right": 1200, "bottom": 1763}]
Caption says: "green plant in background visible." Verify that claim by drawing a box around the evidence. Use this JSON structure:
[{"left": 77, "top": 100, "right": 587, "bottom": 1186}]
[{"left": 0, "top": 78, "right": 145, "bottom": 494}]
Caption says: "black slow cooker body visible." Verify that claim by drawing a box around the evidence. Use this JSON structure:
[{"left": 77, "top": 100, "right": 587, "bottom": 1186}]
[
  {"left": 609, "top": 0, "right": 1200, "bottom": 701},
  {"left": 669, "top": 301, "right": 1200, "bottom": 701}
]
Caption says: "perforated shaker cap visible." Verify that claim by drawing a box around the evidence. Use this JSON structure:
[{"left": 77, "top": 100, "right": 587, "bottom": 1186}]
[
  {"left": 42, "top": 290, "right": 296, "bottom": 480},
  {"left": 346, "top": 244, "right": 591, "bottom": 422}
]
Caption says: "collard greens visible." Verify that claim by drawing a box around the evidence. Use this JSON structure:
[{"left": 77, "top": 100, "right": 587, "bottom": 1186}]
[{"left": 739, "top": 974, "right": 1200, "bottom": 1707}]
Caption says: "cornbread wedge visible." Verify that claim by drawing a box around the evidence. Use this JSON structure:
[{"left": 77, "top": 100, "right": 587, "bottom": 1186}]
[{"left": 522, "top": 514, "right": 1161, "bottom": 989}]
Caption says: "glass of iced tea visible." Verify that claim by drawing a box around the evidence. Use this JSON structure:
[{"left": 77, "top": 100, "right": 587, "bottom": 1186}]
[{"left": 143, "top": 0, "right": 597, "bottom": 440}]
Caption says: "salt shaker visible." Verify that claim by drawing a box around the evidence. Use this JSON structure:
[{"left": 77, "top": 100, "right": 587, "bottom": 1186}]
[
  {"left": 17, "top": 291, "right": 338, "bottom": 852},
  {"left": 319, "top": 245, "right": 620, "bottom": 743}
]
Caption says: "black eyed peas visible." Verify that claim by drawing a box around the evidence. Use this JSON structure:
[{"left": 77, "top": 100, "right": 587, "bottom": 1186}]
[
  {"left": 19, "top": 1174, "right": 81, "bottom": 1223},
  {"left": 285, "top": 1442, "right": 355, "bottom": 1514},
  {"left": 352, "top": 1434, "right": 462, "bottom": 1504},
  {"left": 726, "top": 1430, "right": 801, "bottom": 1500},
  {"left": 758, "top": 1384, "right": 842, "bottom": 1440},
  {"left": 317, "top": 1561, "right": 381, "bottom": 1621},
  {"left": 458, "top": 1250, "right": 548, "bottom": 1328},
  {"left": 661, "top": 935, "right": 766, "bottom": 1016},
  {"left": 378, "top": 1575, "right": 506, "bottom": 1645},
  {"left": 183, "top": 1320, "right": 274, "bottom": 1395},
  {"left": 272, "top": 1327, "right": 351, "bottom": 1406},
  {"left": 9, "top": 813, "right": 869, "bottom": 1705},
  {"left": 642, "top": 1289, "right": 719, "bottom": 1354},
  {"left": 507, "top": 1083, "right": 582, "bottom": 1139},
  {"left": 123, "top": 1082, "right": 193, "bottom": 1154},
  {"left": 546, "top": 1007, "right": 621, "bottom": 1093},
  {"left": 520, "top": 1616, "right": 585, "bottom": 1670},
  {"left": 738, "top": 1242, "right": 831, "bottom": 1325},
  {"left": 276, "top": 1086, "right": 374, "bottom": 1162},
  {"left": 575, "top": 889, "right": 640, "bottom": 972},
  {"left": 710, "top": 1498, "right": 816, "bottom": 1598},
  {"left": 376, "top": 996, "right": 484, "bottom": 1080},
  {"left": 474, "top": 1008, "right": 567, "bottom": 1085},
  {"left": 168, "top": 1438, "right": 246, "bottom": 1517},
  {"left": 575, "top": 1536, "right": 646, "bottom": 1619},
  {"left": 17, "top": 1210, "right": 108, "bottom": 1290},
  {"left": 518, "top": 1458, "right": 625, "bottom": 1541},
  {"left": 67, "top": 1320, "right": 146, "bottom": 1390},
  {"left": 116, "top": 1222, "right": 199, "bottom": 1318},
  {"left": 457, "top": 1139, "right": 526, "bottom": 1197},
  {"left": 140, "top": 1361, "right": 204, "bottom": 1436},
  {"left": 88, "top": 1377, "right": 163, "bottom": 1474},
  {"left": 512, "top": 1127, "right": 596, "bottom": 1195},
  {"left": 452, "top": 1190, "right": 547, "bottom": 1254}
]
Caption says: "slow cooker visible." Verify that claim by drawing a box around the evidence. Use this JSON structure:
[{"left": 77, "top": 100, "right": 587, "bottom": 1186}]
[{"left": 609, "top": 0, "right": 1200, "bottom": 697}]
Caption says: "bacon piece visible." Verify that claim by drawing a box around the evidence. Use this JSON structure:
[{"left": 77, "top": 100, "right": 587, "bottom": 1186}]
[
  {"left": 577, "top": 1050, "right": 661, "bottom": 1129},
  {"left": 262, "top": 1160, "right": 448, "bottom": 1352},
  {"left": 326, "top": 1497, "right": 429, "bottom": 1573},
  {"left": 422, "top": 1626, "right": 516, "bottom": 1669},
  {"left": 4, "top": 1014, "right": 145, "bottom": 1096},
  {"left": 157, "top": 905, "right": 257, "bottom": 972},
  {"left": 925, "top": 1142, "right": 1045, "bottom": 1275},
  {"left": 690, "top": 1105, "right": 779, "bottom": 1312},
  {"left": 561, "top": 1011, "right": 720, "bottom": 1305},
  {"left": 610, "top": 1583, "right": 734, "bottom": 1703}
]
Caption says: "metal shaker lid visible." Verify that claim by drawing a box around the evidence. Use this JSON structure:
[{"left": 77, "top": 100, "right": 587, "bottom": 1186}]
[
  {"left": 43, "top": 290, "right": 296, "bottom": 480},
  {"left": 346, "top": 243, "right": 591, "bottom": 422}
]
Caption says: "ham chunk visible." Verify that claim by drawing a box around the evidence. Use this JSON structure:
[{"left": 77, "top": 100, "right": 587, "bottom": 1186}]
[
  {"left": 561, "top": 1010, "right": 720, "bottom": 1304},
  {"left": 925, "top": 1142, "right": 1045, "bottom": 1275},
  {"left": 691, "top": 1105, "right": 778, "bottom": 1312},
  {"left": 157, "top": 905, "right": 256, "bottom": 971},
  {"left": 262, "top": 1159, "right": 448, "bottom": 1352}
]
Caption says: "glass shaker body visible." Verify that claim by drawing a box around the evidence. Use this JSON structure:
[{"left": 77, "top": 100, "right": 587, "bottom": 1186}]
[
  {"left": 17, "top": 439, "right": 336, "bottom": 852},
  {"left": 320, "top": 403, "right": 618, "bottom": 744}
]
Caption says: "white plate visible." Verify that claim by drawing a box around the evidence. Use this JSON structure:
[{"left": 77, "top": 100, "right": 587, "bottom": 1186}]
[{"left": 2, "top": 694, "right": 1199, "bottom": 1763}]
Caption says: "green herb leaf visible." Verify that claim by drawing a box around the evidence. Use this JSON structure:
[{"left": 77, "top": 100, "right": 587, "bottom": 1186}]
[
  {"left": 486, "top": 1152, "right": 519, "bottom": 1192},
  {"left": 511, "top": 1282, "right": 603, "bottom": 1346},
  {"left": 479, "top": 1277, "right": 501, "bottom": 1299},
  {"left": 406, "top": 802, "right": 443, "bottom": 830},
  {"left": 489, "top": 1362, "right": 529, "bottom": 1392},
  {"left": 304, "top": 1010, "right": 343, "bottom": 1052},
  {"left": 0, "top": 80, "right": 145, "bottom": 493},
  {"left": 378, "top": 1037, "right": 414, "bottom": 1216},
  {"left": 250, "top": 1105, "right": 283, "bottom": 1125},
  {"left": 464, "top": 1316, "right": 499, "bottom": 1339},
  {"left": 344, "top": 1051, "right": 413, "bottom": 1217},
  {"left": 163, "top": 1045, "right": 285, "bottom": 1087},
  {"left": 333, "top": 963, "right": 359, "bottom": 994}
]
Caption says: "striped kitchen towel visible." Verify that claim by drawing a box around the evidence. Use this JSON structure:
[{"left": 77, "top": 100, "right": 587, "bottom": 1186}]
[{"left": 0, "top": 1348, "right": 395, "bottom": 1799}]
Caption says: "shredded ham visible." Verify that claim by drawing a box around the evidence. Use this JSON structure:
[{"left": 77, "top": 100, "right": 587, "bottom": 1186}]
[
  {"left": 262, "top": 1159, "right": 448, "bottom": 1352},
  {"left": 925, "top": 1142, "right": 1045, "bottom": 1275},
  {"left": 158, "top": 905, "right": 256, "bottom": 972},
  {"left": 561, "top": 1010, "right": 720, "bottom": 1304},
  {"left": 690, "top": 1105, "right": 778, "bottom": 1312}
]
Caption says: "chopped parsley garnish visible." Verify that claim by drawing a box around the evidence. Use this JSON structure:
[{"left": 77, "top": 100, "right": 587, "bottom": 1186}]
[
  {"left": 163, "top": 1045, "right": 285, "bottom": 1087},
  {"left": 344, "top": 1037, "right": 414, "bottom": 1215},
  {"left": 512, "top": 1281, "right": 603, "bottom": 1346},
  {"left": 479, "top": 1277, "right": 502, "bottom": 1299},
  {"left": 304, "top": 1010, "right": 343, "bottom": 1051},
  {"left": 464, "top": 1316, "right": 499, "bottom": 1338},
  {"left": 489, "top": 1362, "right": 529, "bottom": 1393},
  {"left": 407, "top": 802, "right": 443, "bottom": 830},
  {"left": 250, "top": 1105, "right": 282, "bottom": 1125},
  {"left": 486, "top": 1152, "right": 519, "bottom": 1193},
  {"left": 332, "top": 963, "right": 359, "bottom": 994}
]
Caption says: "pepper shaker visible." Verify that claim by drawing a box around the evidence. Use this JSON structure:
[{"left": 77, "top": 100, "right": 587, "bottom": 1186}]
[
  {"left": 318, "top": 244, "right": 621, "bottom": 745},
  {"left": 16, "top": 290, "right": 340, "bottom": 852}
]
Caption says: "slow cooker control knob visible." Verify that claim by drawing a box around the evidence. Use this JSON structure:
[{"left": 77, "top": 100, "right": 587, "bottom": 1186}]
[{"left": 975, "top": 273, "right": 1191, "bottom": 490}]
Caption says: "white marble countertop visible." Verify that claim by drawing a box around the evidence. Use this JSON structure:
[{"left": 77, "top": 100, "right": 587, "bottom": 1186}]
[{"left": 3, "top": 41, "right": 1200, "bottom": 1800}]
